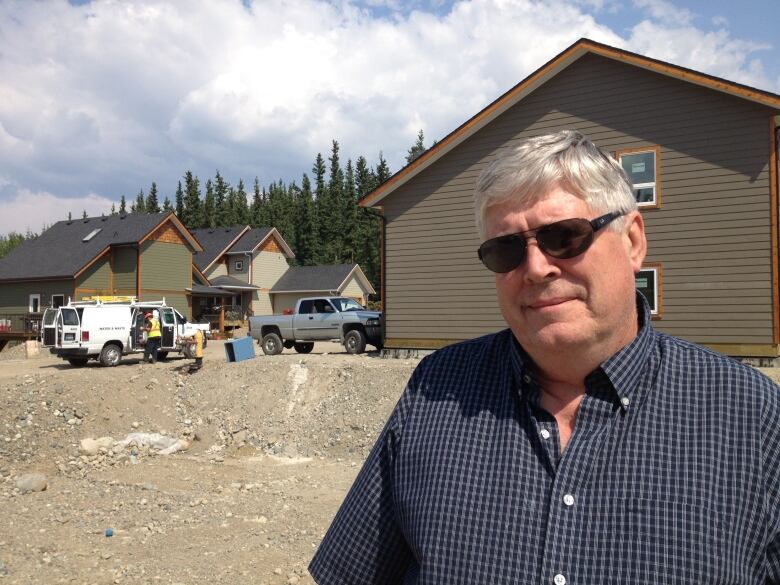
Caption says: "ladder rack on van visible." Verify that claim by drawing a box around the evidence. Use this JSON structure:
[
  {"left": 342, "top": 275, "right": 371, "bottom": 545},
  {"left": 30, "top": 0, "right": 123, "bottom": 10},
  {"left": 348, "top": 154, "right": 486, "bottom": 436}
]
[{"left": 68, "top": 297, "right": 168, "bottom": 307}]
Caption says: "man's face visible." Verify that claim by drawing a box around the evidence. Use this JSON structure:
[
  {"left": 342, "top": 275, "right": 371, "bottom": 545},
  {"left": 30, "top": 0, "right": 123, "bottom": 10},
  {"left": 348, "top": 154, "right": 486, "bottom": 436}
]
[{"left": 484, "top": 184, "right": 646, "bottom": 359}]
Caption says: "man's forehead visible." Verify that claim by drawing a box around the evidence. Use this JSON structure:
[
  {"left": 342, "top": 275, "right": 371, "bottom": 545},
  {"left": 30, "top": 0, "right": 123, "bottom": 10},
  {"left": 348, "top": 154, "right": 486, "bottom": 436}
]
[{"left": 485, "top": 189, "right": 592, "bottom": 229}]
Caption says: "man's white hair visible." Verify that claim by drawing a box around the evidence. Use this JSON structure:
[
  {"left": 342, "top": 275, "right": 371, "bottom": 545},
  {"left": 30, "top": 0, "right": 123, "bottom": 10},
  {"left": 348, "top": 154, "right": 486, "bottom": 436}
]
[{"left": 474, "top": 130, "right": 637, "bottom": 240}]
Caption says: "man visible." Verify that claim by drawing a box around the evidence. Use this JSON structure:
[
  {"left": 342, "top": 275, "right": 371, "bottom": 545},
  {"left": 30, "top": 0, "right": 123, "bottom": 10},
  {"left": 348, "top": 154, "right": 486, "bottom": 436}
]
[
  {"left": 309, "top": 130, "right": 780, "bottom": 584},
  {"left": 143, "top": 310, "right": 161, "bottom": 364}
]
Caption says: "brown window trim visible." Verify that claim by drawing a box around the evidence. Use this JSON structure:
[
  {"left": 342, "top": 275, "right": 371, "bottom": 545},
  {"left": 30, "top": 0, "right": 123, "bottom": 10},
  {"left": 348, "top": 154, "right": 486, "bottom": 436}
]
[
  {"left": 637, "top": 262, "right": 663, "bottom": 320},
  {"left": 615, "top": 145, "right": 662, "bottom": 210}
]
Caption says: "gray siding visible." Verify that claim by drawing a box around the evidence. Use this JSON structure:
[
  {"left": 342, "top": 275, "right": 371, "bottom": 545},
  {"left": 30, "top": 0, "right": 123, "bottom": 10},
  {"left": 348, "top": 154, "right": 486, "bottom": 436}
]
[
  {"left": 227, "top": 256, "right": 249, "bottom": 283},
  {"left": 76, "top": 255, "right": 111, "bottom": 293},
  {"left": 382, "top": 53, "right": 776, "bottom": 346}
]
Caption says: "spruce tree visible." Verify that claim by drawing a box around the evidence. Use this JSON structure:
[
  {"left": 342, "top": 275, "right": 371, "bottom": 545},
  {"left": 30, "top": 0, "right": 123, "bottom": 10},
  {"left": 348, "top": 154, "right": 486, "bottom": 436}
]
[
  {"left": 405, "top": 129, "right": 426, "bottom": 164},
  {"left": 119, "top": 195, "right": 127, "bottom": 214},
  {"left": 182, "top": 171, "right": 202, "bottom": 228},
  {"left": 82, "top": 210, "right": 88, "bottom": 219},
  {"left": 203, "top": 179, "right": 216, "bottom": 229},
  {"left": 233, "top": 179, "right": 250, "bottom": 225},
  {"left": 162, "top": 197, "right": 173, "bottom": 212},
  {"left": 375, "top": 151, "right": 391, "bottom": 184},
  {"left": 135, "top": 189, "right": 146, "bottom": 213},
  {"left": 294, "top": 173, "right": 319, "bottom": 265},
  {"left": 343, "top": 159, "right": 358, "bottom": 263},
  {"left": 146, "top": 182, "right": 160, "bottom": 213},
  {"left": 251, "top": 177, "right": 269, "bottom": 227},
  {"left": 110, "top": 203, "right": 116, "bottom": 215},
  {"left": 214, "top": 171, "right": 231, "bottom": 227},
  {"left": 175, "top": 181, "right": 184, "bottom": 218}
]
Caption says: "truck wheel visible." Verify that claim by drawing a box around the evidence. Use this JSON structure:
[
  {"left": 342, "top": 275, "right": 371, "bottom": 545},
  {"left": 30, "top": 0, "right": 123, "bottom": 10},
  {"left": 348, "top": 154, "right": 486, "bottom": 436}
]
[
  {"left": 67, "top": 358, "right": 88, "bottom": 367},
  {"left": 156, "top": 351, "right": 168, "bottom": 361},
  {"left": 294, "top": 342, "right": 314, "bottom": 354},
  {"left": 182, "top": 344, "right": 196, "bottom": 359},
  {"left": 262, "top": 333, "right": 283, "bottom": 356},
  {"left": 99, "top": 343, "right": 122, "bottom": 367},
  {"left": 283, "top": 340, "right": 295, "bottom": 349},
  {"left": 344, "top": 330, "right": 367, "bottom": 355}
]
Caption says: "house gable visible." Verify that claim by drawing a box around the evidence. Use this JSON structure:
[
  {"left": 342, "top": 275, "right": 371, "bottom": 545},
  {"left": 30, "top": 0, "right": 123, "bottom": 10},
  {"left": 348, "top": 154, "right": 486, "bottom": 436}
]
[{"left": 375, "top": 46, "right": 780, "bottom": 354}]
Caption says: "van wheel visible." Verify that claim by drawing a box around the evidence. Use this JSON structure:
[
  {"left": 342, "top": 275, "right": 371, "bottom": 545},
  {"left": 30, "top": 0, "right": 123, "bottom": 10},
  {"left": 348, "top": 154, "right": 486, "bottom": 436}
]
[
  {"left": 344, "top": 330, "right": 366, "bottom": 355},
  {"left": 262, "top": 333, "right": 283, "bottom": 355},
  {"left": 294, "top": 342, "right": 314, "bottom": 354},
  {"left": 99, "top": 343, "right": 122, "bottom": 367},
  {"left": 67, "top": 358, "right": 88, "bottom": 367},
  {"left": 182, "top": 344, "right": 196, "bottom": 359}
]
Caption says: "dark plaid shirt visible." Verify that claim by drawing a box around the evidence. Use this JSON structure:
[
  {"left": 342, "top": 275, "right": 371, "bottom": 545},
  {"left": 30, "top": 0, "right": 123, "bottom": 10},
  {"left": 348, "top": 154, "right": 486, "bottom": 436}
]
[{"left": 310, "top": 298, "right": 780, "bottom": 584}]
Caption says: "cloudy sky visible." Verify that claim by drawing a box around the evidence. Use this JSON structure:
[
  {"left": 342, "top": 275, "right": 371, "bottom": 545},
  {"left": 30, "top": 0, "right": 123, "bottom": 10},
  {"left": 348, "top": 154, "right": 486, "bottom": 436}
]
[{"left": 1, "top": 0, "right": 778, "bottom": 234}]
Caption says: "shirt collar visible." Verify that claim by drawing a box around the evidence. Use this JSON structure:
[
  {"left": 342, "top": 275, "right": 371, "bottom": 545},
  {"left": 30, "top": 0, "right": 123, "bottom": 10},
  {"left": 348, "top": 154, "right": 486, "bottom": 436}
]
[{"left": 509, "top": 292, "right": 656, "bottom": 411}]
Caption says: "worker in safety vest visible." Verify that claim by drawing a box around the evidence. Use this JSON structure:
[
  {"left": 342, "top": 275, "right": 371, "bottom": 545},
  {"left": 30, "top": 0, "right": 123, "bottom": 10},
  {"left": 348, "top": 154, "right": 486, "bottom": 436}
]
[
  {"left": 143, "top": 310, "right": 162, "bottom": 364},
  {"left": 190, "top": 329, "right": 204, "bottom": 372}
]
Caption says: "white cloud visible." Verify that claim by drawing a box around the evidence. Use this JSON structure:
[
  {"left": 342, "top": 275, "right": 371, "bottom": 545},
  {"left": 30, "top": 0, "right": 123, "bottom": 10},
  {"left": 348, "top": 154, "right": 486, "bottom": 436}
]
[
  {"left": 0, "top": 189, "right": 116, "bottom": 235},
  {"left": 0, "top": 0, "right": 776, "bottom": 235}
]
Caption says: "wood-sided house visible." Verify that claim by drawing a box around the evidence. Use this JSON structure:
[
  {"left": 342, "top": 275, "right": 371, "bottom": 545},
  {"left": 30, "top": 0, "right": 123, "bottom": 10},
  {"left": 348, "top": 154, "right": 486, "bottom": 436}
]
[
  {"left": 190, "top": 226, "right": 295, "bottom": 319},
  {"left": 0, "top": 212, "right": 202, "bottom": 335},
  {"left": 361, "top": 38, "right": 780, "bottom": 357},
  {"left": 270, "top": 263, "right": 376, "bottom": 313}
]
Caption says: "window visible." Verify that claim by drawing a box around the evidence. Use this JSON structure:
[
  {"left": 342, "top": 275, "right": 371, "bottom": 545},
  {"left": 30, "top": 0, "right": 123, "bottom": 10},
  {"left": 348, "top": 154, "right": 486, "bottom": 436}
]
[
  {"left": 234, "top": 260, "right": 243, "bottom": 271},
  {"left": 636, "top": 266, "right": 661, "bottom": 316},
  {"left": 82, "top": 228, "right": 102, "bottom": 242},
  {"left": 298, "top": 300, "right": 314, "bottom": 314},
  {"left": 29, "top": 294, "right": 41, "bottom": 313},
  {"left": 51, "top": 294, "right": 65, "bottom": 308},
  {"left": 313, "top": 299, "right": 335, "bottom": 313},
  {"left": 161, "top": 309, "right": 175, "bottom": 326},
  {"left": 617, "top": 147, "right": 660, "bottom": 208}
]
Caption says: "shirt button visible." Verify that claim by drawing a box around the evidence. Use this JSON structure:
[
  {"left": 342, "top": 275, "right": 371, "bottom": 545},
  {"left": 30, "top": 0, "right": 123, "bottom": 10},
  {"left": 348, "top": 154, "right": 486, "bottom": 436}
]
[
  {"left": 621, "top": 397, "right": 630, "bottom": 407},
  {"left": 523, "top": 374, "right": 531, "bottom": 383},
  {"left": 540, "top": 429, "right": 551, "bottom": 440},
  {"left": 554, "top": 574, "right": 566, "bottom": 585},
  {"left": 563, "top": 494, "right": 575, "bottom": 506}
]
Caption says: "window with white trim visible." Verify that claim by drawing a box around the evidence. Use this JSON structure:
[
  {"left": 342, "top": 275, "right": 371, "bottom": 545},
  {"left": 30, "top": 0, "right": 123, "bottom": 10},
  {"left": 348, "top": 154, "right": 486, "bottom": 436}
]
[
  {"left": 234, "top": 260, "right": 243, "bottom": 271},
  {"left": 51, "top": 294, "right": 65, "bottom": 308},
  {"left": 619, "top": 150, "right": 657, "bottom": 206},
  {"left": 29, "top": 294, "right": 41, "bottom": 313},
  {"left": 635, "top": 268, "right": 659, "bottom": 315}
]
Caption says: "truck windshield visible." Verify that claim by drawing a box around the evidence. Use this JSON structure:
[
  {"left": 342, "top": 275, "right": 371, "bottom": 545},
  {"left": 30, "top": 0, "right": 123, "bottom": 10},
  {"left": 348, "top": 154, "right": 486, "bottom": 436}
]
[{"left": 333, "top": 298, "right": 364, "bottom": 312}]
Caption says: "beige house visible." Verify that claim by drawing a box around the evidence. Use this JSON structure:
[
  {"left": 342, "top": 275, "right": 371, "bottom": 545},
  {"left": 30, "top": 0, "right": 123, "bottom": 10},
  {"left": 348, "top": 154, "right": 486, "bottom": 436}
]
[
  {"left": 360, "top": 38, "right": 780, "bottom": 357},
  {"left": 270, "top": 263, "right": 376, "bottom": 314},
  {"left": 190, "top": 226, "right": 295, "bottom": 319}
]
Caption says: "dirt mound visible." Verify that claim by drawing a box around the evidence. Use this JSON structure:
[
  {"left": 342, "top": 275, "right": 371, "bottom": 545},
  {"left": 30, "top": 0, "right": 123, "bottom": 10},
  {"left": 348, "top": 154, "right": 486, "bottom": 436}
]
[{"left": 0, "top": 340, "right": 417, "bottom": 584}]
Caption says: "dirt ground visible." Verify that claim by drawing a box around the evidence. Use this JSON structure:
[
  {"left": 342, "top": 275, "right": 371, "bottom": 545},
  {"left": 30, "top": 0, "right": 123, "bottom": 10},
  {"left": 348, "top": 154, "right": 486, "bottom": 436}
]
[
  {"left": 0, "top": 338, "right": 418, "bottom": 584},
  {"left": 2, "top": 338, "right": 779, "bottom": 584}
]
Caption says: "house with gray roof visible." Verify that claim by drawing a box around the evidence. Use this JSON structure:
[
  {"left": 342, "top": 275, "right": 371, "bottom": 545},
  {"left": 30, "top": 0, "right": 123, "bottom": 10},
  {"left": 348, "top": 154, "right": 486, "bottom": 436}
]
[
  {"left": 0, "top": 212, "right": 202, "bottom": 337},
  {"left": 188, "top": 226, "right": 295, "bottom": 320},
  {"left": 271, "top": 263, "right": 376, "bottom": 314}
]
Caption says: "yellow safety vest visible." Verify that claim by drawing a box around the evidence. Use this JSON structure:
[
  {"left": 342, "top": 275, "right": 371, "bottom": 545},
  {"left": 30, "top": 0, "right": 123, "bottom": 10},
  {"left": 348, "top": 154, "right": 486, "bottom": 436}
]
[{"left": 148, "top": 318, "right": 161, "bottom": 339}]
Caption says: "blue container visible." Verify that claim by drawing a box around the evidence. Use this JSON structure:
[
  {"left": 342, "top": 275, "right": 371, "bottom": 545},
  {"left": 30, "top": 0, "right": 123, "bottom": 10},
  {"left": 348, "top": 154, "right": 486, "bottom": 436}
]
[{"left": 224, "top": 335, "right": 256, "bottom": 363}]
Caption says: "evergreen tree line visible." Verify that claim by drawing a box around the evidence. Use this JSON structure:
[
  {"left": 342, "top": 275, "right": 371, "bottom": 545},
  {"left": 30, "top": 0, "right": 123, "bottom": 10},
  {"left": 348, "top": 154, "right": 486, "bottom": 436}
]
[{"left": 108, "top": 135, "right": 431, "bottom": 292}]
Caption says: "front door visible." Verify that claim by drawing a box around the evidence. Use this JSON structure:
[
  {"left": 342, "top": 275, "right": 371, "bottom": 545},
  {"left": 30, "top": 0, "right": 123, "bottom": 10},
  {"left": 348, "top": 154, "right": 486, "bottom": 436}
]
[{"left": 160, "top": 307, "right": 176, "bottom": 349}]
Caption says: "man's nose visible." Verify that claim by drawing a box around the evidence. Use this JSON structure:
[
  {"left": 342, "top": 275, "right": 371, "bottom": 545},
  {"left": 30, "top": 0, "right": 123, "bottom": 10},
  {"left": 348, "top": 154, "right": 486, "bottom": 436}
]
[{"left": 523, "top": 239, "right": 560, "bottom": 283}]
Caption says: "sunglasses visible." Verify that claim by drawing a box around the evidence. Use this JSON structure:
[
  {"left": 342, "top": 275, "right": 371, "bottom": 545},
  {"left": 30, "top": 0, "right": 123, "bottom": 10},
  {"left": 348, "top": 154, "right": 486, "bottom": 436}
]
[{"left": 478, "top": 211, "right": 625, "bottom": 273}]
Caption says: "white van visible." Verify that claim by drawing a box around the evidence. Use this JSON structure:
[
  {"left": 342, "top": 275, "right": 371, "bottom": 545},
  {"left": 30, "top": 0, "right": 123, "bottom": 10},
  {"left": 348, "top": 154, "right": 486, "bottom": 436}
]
[{"left": 41, "top": 299, "right": 209, "bottom": 367}]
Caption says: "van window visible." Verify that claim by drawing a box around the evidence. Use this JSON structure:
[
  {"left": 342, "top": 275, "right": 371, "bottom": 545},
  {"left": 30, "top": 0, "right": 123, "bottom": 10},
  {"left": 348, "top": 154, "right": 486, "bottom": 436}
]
[
  {"left": 43, "top": 308, "right": 57, "bottom": 327},
  {"left": 174, "top": 310, "right": 187, "bottom": 324},
  {"left": 162, "top": 309, "right": 175, "bottom": 325},
  {"left": 61, "top": 308, "right": 79, "bottom": 326}
]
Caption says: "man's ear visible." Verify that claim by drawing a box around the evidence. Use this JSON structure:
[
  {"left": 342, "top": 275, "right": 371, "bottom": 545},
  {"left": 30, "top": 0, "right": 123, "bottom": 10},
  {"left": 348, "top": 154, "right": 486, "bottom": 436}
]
[{"left": 624, "top": 211, "right": 647, "bottom": 273}]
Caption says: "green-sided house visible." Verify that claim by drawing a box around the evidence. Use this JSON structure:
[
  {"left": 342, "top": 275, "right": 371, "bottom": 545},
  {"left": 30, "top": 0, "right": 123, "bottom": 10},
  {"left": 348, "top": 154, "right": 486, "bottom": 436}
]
[{"left": 0, "top": 212, "right": 202, "bottom": 343}]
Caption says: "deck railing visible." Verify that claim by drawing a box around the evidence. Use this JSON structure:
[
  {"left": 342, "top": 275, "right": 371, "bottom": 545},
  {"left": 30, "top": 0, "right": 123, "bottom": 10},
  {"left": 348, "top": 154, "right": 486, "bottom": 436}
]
[{"left": 0, "top": 313, "right": 43, "bottom": 335}]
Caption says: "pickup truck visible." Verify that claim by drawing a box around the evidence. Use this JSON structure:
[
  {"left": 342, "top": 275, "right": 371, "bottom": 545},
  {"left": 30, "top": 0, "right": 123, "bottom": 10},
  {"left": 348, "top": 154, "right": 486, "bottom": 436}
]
[{"left": 248, "top": 297, "right": 383, "bottom": 355}]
